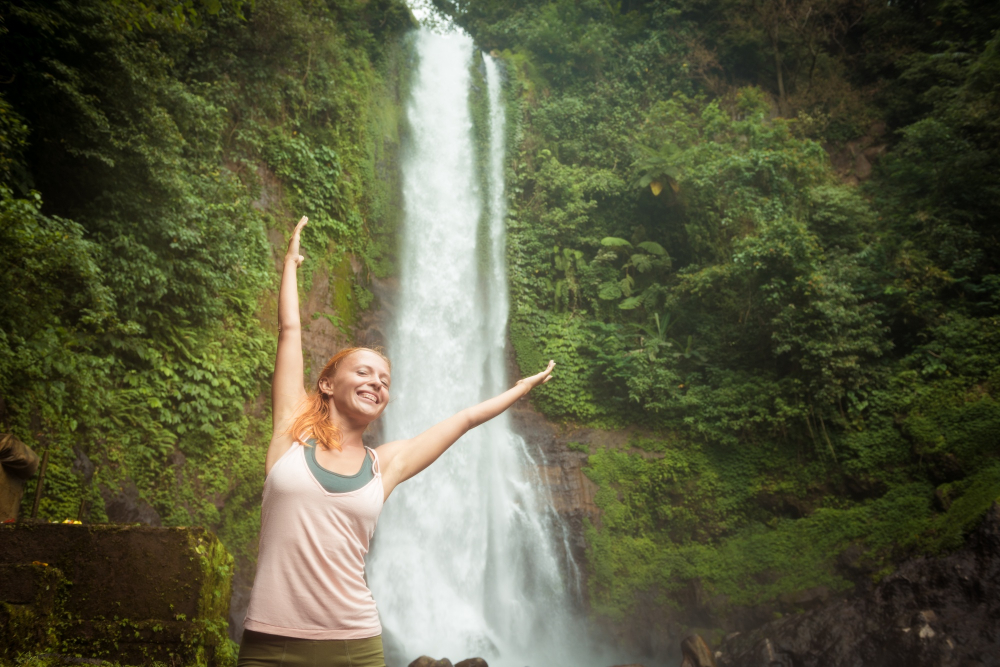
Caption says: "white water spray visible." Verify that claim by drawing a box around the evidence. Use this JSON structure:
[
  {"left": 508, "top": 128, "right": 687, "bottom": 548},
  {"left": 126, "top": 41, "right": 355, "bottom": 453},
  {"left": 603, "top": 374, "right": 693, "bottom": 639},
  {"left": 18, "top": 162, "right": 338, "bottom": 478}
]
[{"left": 368, "top": 29, "right": 601, "bottom": 667}]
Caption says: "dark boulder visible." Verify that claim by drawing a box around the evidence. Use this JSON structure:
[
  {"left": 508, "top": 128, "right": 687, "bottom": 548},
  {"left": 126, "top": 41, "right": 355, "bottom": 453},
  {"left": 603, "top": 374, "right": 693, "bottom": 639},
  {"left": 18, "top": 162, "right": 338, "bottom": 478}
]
[
  {"left": 408, "top": 658, "right": 454, "bottom": 667},
  {"left": 408, "top": 657, "right": 488, "bottom": 667}
]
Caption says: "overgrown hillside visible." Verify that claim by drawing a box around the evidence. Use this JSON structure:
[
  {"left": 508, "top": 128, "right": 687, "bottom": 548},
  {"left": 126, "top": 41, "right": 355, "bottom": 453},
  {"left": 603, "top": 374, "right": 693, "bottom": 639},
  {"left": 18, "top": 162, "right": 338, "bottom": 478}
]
[
  {"left": 437, "top": 0, "right": 1000, "bottom": 633},
  {"left": 0, "top": 0, "right": 411, "bottom": 611}
]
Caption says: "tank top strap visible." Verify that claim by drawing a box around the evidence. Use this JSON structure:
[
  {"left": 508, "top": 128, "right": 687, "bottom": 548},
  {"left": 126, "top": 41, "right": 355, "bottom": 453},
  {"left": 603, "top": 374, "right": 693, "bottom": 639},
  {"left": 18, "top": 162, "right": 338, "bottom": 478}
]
[{"left": 365, "top": 446, "right": 381, "bottom": 476}]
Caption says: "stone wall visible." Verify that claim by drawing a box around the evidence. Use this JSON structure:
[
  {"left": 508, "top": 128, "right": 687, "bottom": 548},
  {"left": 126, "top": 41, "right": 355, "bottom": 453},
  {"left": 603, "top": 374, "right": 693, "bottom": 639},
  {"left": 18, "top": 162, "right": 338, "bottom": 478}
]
[{"left": 0, "top": 524, "right": 234, "bottom": 666}]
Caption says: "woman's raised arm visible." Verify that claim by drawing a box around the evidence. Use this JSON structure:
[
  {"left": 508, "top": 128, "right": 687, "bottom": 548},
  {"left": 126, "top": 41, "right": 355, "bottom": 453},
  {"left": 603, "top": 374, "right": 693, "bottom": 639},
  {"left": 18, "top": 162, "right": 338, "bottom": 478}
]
[
  {"left": 266, "top": 216, "right": 309, "bottom": 473},
  {"left": 378, "top": 360, "right": 555, "bottom": 498}
]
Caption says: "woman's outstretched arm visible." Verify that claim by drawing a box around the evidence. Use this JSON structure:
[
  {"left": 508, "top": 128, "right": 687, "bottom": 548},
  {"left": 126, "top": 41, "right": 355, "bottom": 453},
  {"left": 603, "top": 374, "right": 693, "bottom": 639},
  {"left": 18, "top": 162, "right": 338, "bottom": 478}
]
[
  {"left": 378, "top": 360, "right": 555, "bottom": 498},
  {"left": 266, "top": 216, "right": 310, "bottom": 474}
]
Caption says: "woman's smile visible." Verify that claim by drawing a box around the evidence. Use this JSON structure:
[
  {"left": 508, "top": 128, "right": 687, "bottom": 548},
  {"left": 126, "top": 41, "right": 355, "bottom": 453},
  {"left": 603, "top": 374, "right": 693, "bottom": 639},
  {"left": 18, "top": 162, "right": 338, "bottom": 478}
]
[{"left": 327, "top": 350, "right": 391, "bottom": 417}]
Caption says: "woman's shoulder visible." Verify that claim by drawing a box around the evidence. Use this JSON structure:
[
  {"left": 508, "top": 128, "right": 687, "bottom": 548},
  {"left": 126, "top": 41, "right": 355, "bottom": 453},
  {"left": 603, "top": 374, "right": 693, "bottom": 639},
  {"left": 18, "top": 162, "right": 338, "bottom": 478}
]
[
  {"left": 370, "top": 439, "right": 407, "bottom": 470},
  {"left": 265, "top": 436, "right": 302, "bottom": 476}
]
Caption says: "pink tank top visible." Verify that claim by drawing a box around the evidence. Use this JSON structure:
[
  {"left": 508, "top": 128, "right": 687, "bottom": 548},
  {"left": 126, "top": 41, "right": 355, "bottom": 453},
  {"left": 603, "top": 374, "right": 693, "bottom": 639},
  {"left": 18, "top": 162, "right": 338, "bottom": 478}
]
[{"left": 243, "top": 442, "right": 384, "bottom": 639}]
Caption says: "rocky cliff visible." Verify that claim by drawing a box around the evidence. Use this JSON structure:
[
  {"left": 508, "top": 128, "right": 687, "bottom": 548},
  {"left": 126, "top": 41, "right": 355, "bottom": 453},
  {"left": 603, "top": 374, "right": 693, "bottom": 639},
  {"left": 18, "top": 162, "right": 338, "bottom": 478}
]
[
  {"left": 715, "top": 504, "right": 1000, "bottom": 667},
  {"left": 508, "top": 399, "right": 1000, "bottom": 667},
  {"left": 509, "top": 404, "right": 605, "bottom": 570}
]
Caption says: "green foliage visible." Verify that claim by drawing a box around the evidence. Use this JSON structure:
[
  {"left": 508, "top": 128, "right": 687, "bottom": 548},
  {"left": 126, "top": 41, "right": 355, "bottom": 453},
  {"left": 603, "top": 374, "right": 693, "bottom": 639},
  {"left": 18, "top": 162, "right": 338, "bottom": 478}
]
[
  {"left": 111, "top": 0, "right": 251, "bottom": 31},
  {"left": 0, "top": 0, "right": 410, "bottom": 628},
  {"left": 445, "top": 0, "right": 1000, "bottom": 630}
]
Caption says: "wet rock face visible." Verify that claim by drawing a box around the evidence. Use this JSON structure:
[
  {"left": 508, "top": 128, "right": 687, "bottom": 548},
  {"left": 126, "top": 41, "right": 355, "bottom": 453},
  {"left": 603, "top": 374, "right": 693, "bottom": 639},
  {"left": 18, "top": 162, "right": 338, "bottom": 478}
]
[
  {"left": 682, "top": 635, "right": 717, "bottom": 667},
  {"left": 507, "top": 404, "right": 610, "bottom": 566},
  {"left": 717, "top": 504, "right": 1000, "bottom": 667},
  {"left": 99, "top": 478, "right": 162, "bottom": 526}
]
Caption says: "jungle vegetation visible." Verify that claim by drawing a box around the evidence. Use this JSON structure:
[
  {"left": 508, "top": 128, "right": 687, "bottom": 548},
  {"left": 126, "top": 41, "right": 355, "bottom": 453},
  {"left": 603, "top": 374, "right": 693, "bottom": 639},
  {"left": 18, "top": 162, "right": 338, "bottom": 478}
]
[
  {"left": 434, "top": 0, "right": 1000, "bottom": 627},
  {"left": 2, "top": 0, "right": 999, "bottom": 641},
  {"left": 0, "top": 0, "right": 411, "bottom": 587}
]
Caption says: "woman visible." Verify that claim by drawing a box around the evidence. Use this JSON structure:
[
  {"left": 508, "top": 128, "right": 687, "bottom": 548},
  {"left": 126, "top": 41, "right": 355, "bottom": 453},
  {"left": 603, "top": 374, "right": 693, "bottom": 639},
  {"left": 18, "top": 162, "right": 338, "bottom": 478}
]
[{"left": 238, "top": 216, "right": 555, "bottom": 667}]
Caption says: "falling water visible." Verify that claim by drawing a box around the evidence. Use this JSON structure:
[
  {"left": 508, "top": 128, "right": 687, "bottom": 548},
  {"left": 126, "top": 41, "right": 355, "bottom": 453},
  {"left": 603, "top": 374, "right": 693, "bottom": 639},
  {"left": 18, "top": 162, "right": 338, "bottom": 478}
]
[{"left": 368, "top": 28, "right": 600, "bottom": 667}]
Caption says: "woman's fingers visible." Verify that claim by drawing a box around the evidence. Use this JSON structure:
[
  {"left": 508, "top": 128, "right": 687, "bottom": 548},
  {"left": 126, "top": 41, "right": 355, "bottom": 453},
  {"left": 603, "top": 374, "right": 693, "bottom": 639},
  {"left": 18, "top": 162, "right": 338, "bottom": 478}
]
[
  {"left": 516, "top": 360, "right": 554, "bottom": 391},
  {"left": 291, "top": 217, "right": 308, "bottom": 246},
  {"left": 534, "top": 360, "right": 555, "bottom": 386},
  {"left": 286, "top": 217, "right": 309, "bottom": 262},
  {"left": 294, "top": 216, "right": 308, "bottom": 234}
]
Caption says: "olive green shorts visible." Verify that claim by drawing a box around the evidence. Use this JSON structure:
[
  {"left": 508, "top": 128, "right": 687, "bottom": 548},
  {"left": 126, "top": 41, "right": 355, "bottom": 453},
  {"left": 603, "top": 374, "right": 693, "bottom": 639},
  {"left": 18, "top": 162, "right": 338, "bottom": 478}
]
[{"left": 237, "top": 630, "right": 386, "bottom": 667}]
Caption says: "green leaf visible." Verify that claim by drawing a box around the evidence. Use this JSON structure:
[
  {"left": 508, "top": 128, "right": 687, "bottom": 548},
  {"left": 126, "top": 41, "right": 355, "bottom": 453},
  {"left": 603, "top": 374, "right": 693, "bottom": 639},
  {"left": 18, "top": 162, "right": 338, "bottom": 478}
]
[
  {"left": 631, "top": 254, "right": 653, "bottom": 273},
  {"left": 619, "top": 296, "right": 643, "bottom": 310},
  {"left": 637, "top": 241, "right": 667, "bottom": 256},
  {"left": 601, "top": 237, "right": 633, "bottom": 248},
  {"left": 598, "top": 282, "right": 622, "bottom": 300},
  {"left": 619, "top": 275, "right": 634, "bottom": 296}
]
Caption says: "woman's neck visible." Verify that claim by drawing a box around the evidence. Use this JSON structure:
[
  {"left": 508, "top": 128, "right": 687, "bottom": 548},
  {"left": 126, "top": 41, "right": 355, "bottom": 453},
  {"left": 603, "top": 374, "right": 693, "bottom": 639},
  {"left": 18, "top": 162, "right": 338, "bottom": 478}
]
[{"left": 326, "top": 404, "right": 368, "bottom": 449}]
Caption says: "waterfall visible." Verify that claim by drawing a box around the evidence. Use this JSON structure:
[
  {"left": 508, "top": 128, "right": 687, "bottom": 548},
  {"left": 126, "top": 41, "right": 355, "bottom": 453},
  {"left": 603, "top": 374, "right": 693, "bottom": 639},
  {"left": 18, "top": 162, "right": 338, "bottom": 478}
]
[{"left": 367, "top": 28, "right": 601, "bottom": 667}]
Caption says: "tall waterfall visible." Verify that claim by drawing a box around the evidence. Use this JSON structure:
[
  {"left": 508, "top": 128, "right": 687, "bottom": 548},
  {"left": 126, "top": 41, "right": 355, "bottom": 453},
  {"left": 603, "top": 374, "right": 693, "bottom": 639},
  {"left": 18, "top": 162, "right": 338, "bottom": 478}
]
[{"left": 368, "top": 28, "right": 598, "bottom": 667}]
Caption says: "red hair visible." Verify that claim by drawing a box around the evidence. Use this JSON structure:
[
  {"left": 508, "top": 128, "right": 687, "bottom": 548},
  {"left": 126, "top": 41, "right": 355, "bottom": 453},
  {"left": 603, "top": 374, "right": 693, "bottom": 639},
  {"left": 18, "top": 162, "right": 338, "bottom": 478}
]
[{"left": 288, "top": 347, "right": 391, "bottom": 451}]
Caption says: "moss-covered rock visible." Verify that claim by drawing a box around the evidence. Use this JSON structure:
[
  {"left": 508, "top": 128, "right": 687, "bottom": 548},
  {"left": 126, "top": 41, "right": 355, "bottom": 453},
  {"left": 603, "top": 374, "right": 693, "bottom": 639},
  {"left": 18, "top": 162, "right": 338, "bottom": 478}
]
[{"left": 0, "top": 523, "right": 234, "bottom": 667}]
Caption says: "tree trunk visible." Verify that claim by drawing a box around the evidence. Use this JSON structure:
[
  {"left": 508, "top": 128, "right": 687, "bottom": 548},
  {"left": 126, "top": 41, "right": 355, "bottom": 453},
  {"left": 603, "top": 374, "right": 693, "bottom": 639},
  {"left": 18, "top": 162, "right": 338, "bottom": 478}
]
[{"left": 772, "top": 33, "right": 786, "bottom": 116}]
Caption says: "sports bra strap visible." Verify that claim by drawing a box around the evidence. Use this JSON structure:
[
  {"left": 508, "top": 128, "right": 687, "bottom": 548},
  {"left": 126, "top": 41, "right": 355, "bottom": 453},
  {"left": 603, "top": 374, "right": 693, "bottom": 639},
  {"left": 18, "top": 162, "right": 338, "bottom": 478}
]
[{"left": 366, "top": 446, "right": 381, "bottom": 476}]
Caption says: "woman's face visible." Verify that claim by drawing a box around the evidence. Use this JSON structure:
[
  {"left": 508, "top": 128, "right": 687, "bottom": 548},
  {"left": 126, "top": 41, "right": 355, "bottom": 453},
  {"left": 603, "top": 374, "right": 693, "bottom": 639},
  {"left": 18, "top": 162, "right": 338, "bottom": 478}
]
[{"left": 322, "top": 350, "right": 391, "bottom": 425}]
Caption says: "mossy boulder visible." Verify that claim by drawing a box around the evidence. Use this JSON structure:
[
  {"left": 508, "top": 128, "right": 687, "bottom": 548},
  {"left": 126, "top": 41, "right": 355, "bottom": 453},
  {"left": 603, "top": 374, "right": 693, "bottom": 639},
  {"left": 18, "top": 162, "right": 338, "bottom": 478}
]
[{"left": 0, "top": 523, "right": 235, "bottom": 666}]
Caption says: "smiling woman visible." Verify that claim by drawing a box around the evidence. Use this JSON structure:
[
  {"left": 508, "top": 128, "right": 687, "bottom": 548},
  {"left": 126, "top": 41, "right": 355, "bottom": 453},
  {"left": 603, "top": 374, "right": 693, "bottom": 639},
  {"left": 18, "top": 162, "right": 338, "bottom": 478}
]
[
  {"left": 238, "top": 216, "right": 555, "bottom": 667},
  {"left": 284, "top": 346, "right": 392, "bottom": 478}
]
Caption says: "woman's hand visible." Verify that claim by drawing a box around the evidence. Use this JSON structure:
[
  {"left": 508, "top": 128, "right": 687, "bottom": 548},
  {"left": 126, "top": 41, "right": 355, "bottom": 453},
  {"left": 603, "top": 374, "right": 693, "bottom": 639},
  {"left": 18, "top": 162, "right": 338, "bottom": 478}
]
[
  {"left": 516, "top": 359, "right": 555, "bottom": 392},
  {"left": 285, "top": 216, "right": 308, "bottom": 267},
  {"left": 378, "top": 359, "right": 556, "bottom": 499}
]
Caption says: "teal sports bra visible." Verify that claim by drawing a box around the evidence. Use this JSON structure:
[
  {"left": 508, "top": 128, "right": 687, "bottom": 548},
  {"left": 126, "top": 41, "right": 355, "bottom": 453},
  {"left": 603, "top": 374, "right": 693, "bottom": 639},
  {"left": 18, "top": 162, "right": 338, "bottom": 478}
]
[{"left": 304, "top": 439, "right": 374, "bottom": 493}]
